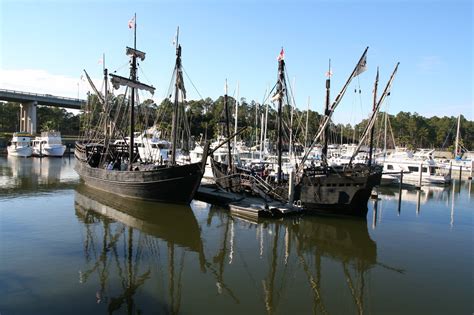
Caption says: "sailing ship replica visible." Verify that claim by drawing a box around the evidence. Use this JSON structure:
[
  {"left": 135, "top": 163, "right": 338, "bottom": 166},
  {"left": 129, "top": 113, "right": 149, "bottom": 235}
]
[
  {"left": 211, "top": 48, "right": 399, "bottom": 216},
  {"left": 75, "top": 20, "right": 208, "bottom": 203},
  {"left": 295, "top": 50, "right": 399, "bottom": 216}
]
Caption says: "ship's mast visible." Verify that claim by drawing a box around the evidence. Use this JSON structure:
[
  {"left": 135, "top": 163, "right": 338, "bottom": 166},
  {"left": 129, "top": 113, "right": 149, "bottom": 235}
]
[
  {"left": 224, "top": 80, "right": 233, "bottom": 171},
  {"left": 108, "top": 14, "right": 154, "bottom": 170},
  {"left": 102, "top": 57, "right": 110, "bottom": 167},
  {"left": 454, "top": 114, "right": 461, "bottom": 158},
  {"left": 348, "top": 63, "right": 399, "bottom": 166},
  {"left": 171, "top": 27, "right": 181, "bottom": 165},
  {"left": 322, "top": 59, "right": 331, "bottom": 168},
  {"left": 233, "top": 82, "right": 239, "bottom": 154},
  {"left": 368, "top": 67, "right": 379, "bottom": 167},
  {"left": 304, "top": 96, "right": 310, "bottom": 148},
  {"left": 103, "top": 54, "right": 108, "bottom": 141},
  {"left": 289, "top": 77, "right": 295, "bottom": 161},
  {"left": 298, "top": 47, "right": 369, "bottom": 171},
  {"left": 129, "top": 13, "right": 137, "bottom": 171},
  {"left": 277, "top": 49, "right": 285, "bottom": 183}
]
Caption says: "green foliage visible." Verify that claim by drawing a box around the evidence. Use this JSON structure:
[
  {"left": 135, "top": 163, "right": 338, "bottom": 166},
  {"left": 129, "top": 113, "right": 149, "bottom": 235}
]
[
  {"left": 0, "top": 99, "right": 472, "bottom": 151},
  {"left": 0, "top": 102, "right": 20, "bottom": 131},
  {"left": 0, "top": 101, "right": 80, "bottom": 135}
]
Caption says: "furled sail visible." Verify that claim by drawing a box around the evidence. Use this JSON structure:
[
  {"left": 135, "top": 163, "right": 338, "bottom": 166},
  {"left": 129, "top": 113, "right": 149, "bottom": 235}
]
[
  {"left": 126, "top": 47, "right": 146, "bottom": 60},
  {"left": 109, "top": 74, "right": 155, "bottom": 94}
]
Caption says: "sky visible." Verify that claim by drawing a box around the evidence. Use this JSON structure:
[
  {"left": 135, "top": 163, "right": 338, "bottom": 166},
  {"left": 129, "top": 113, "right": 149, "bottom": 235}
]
[{"left": 0, "top": 0, "right": 472, "bottom": 125}]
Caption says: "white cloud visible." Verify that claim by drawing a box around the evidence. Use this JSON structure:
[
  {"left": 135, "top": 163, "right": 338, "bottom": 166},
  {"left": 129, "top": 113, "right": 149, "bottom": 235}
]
[
  {"left": 0, "top": 68, "right": 162, "bottom": 106},
  {"left": 0, "top": 68, "right": 99, "bottom": 100},
  {"left": 417, "top": 56, "right": 442, "bottom": 72}
]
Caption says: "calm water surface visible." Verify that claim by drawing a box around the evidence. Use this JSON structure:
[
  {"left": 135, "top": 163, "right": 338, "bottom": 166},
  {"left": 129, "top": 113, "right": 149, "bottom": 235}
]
[{"left": 0, "top": 156, "right": 472, "bottom": 314}]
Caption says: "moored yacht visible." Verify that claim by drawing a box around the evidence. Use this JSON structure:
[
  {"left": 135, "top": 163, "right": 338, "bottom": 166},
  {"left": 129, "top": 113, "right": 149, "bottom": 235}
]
[
  {"left": 7, "top": 132, "right": 33, "bottom": 157},
  {"left": 32, "top": 131, "right": 66, "bottom": 157},
  {"left": 382, "top": 148, "right": 451, "bottom": 185}
]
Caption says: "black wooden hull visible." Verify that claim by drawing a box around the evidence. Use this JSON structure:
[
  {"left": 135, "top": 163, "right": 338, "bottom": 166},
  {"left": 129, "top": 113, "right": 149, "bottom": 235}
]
[
  {"left": 74, "top": 141, "right": 209, "bottom": 204},
  {"left": 75, "top": 160, "right": 204, "bottom": 203},
  {"left": 210, "top": 158, "right": 245, "bottom": 192},
  {"left": 295, "top": 167, "right": 382, "bottom": 217},
  {"left": 212, "top": 156, "right": 382, "bottom": 216}
]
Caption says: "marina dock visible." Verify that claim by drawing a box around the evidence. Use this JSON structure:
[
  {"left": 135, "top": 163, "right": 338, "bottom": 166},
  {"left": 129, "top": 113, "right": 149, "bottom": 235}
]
[{"left": 196, "top": 184, "right": 302, "bottom": 218}]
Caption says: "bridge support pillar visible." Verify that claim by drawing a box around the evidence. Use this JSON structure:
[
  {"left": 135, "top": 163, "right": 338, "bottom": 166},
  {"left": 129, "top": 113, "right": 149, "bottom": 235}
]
[{"left": 20, "top": 101, "right": 37, "bottom": 134}]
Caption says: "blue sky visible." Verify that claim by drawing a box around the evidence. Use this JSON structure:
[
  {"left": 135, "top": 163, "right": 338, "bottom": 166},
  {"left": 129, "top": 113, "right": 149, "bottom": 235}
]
[{"left": 0, "top": 0, "right": 472, "bottom": 124}]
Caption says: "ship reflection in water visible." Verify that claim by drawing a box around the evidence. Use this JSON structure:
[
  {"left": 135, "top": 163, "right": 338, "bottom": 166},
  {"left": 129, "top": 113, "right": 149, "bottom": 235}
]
[
  {"left": 1, "top": 157, "right": 472, "bottom": 314},
  {"left": 74, "top": 184, "right": 205, "bottom": 314},
  {"left": 74, "top": 184, "right": 387, "bottom": 314}
]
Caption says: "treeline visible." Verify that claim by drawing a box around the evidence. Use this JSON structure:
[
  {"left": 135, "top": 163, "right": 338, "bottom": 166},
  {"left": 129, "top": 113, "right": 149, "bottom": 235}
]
[
  {"left": 0, "top": 102, "right": 80, "bottom": 136},
  {"left": 1, "top": 99, "right": 472, "bottom": 152}
]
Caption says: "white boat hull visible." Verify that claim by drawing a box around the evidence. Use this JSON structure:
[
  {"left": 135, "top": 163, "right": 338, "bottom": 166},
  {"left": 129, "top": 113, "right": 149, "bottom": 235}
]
[
  {"left": 32, "top": 131, "right": 66, "bottom": 157},
  {"left": 7, "top": 146, "right": 33, "bottom": 157},
  {"left": 33, "top": 145, "right": 66, "bottom": 157}
]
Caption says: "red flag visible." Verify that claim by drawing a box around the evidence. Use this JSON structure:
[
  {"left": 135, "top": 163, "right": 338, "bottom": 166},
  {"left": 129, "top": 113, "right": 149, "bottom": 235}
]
[
  {"left": 277, "top": 48, "right": 285, "bottom": 61},
  {"left": 128, "top": 16, "right": 135, "bottom": 29}
]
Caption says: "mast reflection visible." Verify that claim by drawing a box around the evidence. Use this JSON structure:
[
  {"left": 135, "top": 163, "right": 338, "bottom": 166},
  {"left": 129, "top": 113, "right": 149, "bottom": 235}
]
[
  {"left": 229, "top": 214, "right": 379, "bottom": 314},
  {"left": 74, "top": 184, "right": 205, "bottom": 314}
]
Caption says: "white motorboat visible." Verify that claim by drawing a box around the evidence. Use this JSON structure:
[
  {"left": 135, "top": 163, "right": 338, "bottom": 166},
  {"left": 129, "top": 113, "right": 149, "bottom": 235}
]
[
  {"left": 190, "top": 137, "right": 241, "bottom": 184},
  {"left": 7, "top": 132, "right": 33, "bottom": 157},
  {"left": 32, "top": 131, "right": 66, "bottom": 157},
  {"left": 381, "top": 148, "right": 451, "bottom": 185},
  {"left": 135, "top": 129, "right": 171, "bottom": 164}
]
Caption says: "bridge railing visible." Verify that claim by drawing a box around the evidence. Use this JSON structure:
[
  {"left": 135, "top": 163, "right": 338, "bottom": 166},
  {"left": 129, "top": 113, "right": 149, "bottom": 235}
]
[{"left": 0, "top": 88, "right": 86, "bottom": 103}]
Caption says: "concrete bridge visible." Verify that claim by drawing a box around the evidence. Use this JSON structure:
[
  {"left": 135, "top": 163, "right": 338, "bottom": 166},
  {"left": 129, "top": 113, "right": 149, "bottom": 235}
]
[{"left": 0, "top": 89, "right": 86, "bottom": 134}]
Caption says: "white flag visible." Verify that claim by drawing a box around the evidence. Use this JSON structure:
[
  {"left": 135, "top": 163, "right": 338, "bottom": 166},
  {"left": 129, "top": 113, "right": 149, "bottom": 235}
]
[
  {"left": 277, "top": 48, "right": 285, "bottom": 61},
  {"left": 128, "top": 16, "right": 135, "bottom": 29},
  {"left": 354, "top": 53, "right": 367, "bottom": 76}
]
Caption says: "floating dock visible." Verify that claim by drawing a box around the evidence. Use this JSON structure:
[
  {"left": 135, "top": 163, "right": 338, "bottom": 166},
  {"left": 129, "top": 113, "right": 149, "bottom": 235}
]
[
  {"left": 196, "top": 184, "right": 245, "bottom": 206},
  {"left": 196, "top": 184, "right": 302, "bottom": 218},
  {"left": 229, "top": 200, "right": 302, "bottom": 219}
]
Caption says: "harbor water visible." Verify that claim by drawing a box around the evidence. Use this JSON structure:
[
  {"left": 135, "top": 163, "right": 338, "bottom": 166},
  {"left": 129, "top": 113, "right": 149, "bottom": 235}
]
[{"left": 0, "top": 156, "right": 472, "bottom": 314}]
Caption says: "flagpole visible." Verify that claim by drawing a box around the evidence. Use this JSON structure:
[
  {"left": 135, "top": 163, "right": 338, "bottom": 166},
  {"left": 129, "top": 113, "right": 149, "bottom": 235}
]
[
  {"left": 322, "top": 58, "right": 331, "bottom": 167},
  {"left": 134, "top": 13, "right": 137, "bottom": 50},
  {"left": 129, "top": 13, "right": 137, "bottom": 170}
]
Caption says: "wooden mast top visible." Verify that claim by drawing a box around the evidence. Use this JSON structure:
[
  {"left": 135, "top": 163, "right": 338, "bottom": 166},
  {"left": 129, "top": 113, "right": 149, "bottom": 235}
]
[
  {"left": 170, "top": 27, "right": 181, "bottom": 165},
  {"left": 276, "top": 48, "right": 285, "bottom": 183}
]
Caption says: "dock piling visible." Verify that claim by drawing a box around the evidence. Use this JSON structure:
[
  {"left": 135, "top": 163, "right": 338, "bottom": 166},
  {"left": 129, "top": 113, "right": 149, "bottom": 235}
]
[
  {"left": 449, "top": 161, "right": 452, "bottom": 181},
  {"left": 398, "top": 170, "right": 403, "bottom": 214},
  {"left": 416, "top": 162, "right": 423, "bottom": 190},
  {"left": 372, "top": 198, "right": 378, "bottom": 229},
  {"left": 288, "top": 170, "right": 294, "bottom": 205}
]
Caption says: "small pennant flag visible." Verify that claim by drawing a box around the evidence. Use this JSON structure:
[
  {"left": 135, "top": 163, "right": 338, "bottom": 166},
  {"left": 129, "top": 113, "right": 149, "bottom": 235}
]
[
  {"left": 128, "top": 16, "right": 135, "bottom": 29},
  {"left": 98, "top": 58, "right": 103, "bottom": 65},
  {"left": 172, "top": 27, "right": 179, "bottom": 46},
  {"left": 277, "top": 48, "right": 285, "bottom": 61},
  {"left": 325, "top": 70, "right": 333, "bottom": 78}
]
